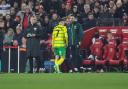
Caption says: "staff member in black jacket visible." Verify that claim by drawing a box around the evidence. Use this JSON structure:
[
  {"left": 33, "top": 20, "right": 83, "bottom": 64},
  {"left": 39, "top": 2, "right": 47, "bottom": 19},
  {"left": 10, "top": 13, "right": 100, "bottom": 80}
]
[
  {"left": 0, "top": 28, "right": 4, "bottom": 72},
  {"left": 24, "top": 15, "right": 42, "bottom": 73}
]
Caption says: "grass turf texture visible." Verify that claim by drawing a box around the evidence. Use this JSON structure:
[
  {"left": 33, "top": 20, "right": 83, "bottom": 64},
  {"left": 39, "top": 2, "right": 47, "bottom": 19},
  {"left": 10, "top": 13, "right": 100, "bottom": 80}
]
[{"left": 0, "top": 73, "right": 128, "bottom": 89}]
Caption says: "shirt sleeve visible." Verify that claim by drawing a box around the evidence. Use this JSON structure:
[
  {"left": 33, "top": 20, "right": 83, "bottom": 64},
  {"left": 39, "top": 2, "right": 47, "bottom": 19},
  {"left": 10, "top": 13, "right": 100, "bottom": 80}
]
[
  {"left": 64, "top": 26, "right": 68, "bottom": 47},
  {"left": 52, "top": 28, "right": 55, "bottom": 48}
]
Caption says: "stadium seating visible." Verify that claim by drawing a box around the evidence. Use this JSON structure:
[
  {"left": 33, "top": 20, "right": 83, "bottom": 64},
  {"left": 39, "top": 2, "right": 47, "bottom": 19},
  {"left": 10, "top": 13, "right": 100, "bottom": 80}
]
[
  {"left": 82, "top": 39, "right": 106, "bottom": 71},
  {"left": 90, "top": 39, "right": 103, "bottom": 58},
  {"left": 122, "top": 28, "right": 128, "bottom": 38},
  {"left": 117, "top": 38, "right": 128, "bottom": 71},
  {"left": 91, "top": 39, "right": 106, "bottom": 65},
  {"left": 102, "top": 39, "right": 123, "bottom": 71},
  {"left": 81, "top": 27, "right": 128, "bottom": 72}
]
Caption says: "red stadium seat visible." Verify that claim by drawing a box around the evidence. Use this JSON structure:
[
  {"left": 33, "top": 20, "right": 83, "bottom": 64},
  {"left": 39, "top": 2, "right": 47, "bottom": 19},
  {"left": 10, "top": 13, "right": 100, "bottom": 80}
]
[
  {"left": 117, "top": 38, "right": 128, "bottom": 66},
  {"left": 122, "top": 29, "right": 128, "bottom": 38},
  {"left": 90, "top": 39, "right": 106, "bottom": 65},
  {"left": 82, "top": 59, "right": 93, "bottom": 65},
  {"left": 82, "top": 59, "right": 94, "bottom": 72},
  {"left": 103, "top": 39, "right": 122, "bottom": 71},
  {"left": 103, "top": 39, "right": 119, "bottom": 64},
  {"left": 90, "top": 39, "right": 103, "bottom": 58},
  {"left": 82, "top": 39, "right": 105, "bottom": 71},
  {"left": 82, "top": 39, "right": 101, "bottom": 69}
]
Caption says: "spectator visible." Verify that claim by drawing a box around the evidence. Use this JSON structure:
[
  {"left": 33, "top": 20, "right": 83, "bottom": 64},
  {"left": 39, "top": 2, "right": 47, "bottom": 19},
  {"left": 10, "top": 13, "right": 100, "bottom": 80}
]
[
  {"left": 114, "top": 0, "right": 124, "bottom": 18},
  {"left": 122, "top": 13, "right": 128, "bottom": 26},
  {"left": 59, "top": 3, "right": 66, "bottom": 18},
  {"left": 50, "top": 0, "right": 62, "bottom": 14},
  {"left": 42, "top": 0, "right": 51, "bottom": 13},
  {"left": 13, "top": 2, "right": 19, "bottom": 11},
  {"left": 93, "top": 6, "right": 100, "bottom": 18},
  {"left": 72, "top": 5, "right": 82, "bottom": 23},
  {"left": 20, "top": 3, "right": 27, "bottom": 12},
  {"left": 50, "top": 12, "right": 59, "bottom": 30},
  {"left": 10, "top": 7, "right": 17, "bottom": 19},
  {"left": 17, "top": 5, "right": 34, "bottom": 30},
  {"left": 5, "top": 13, "right": 18, "bottom": 31},
  {"left": 0, "top": 0, "right": 128, "bottom": 73},
  {"left": 0, "top": 0, "right": 11, "bottom": 16},
  {"left": 13, "top": 24, "right": 23, "bottom": 46},
  {"left": 38, "top": 4, "right": 47, "bottom": 19},
  {"left": 81, "top": 4, "right": 91, "bottom": 22},
  {"left": 122, "top": 0, "right": 128, "bottom": 14},
  {"left": 3, "top": 28, "right": 14, "bottom": 46},
  {"left": 77, "top": 0, "right": 85, "bottom": 13},
  {"left": 0, "top": 14, "right": 5, "bottom": 32},
  {"left": 5, "top": 13, "right": 11, "bottom": 24},
  {"left": 65, "top": 2, "right": 72, "bottom": 16},
  {"left": 36, "top": 4, "right": 47, "bottom": 27},
  {"left": 82, "top": 12, "right": 96, "bottom": 30},
  {"left": 42, "top": 15, "right": 52, "bottom": 35},
  {"left": 6, "top": 0, "right": 15, "bottom": 7}
]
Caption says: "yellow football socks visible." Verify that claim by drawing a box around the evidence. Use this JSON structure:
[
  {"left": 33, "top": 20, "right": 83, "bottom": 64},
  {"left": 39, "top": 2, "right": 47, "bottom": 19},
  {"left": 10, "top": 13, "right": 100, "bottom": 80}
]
[{"left": 54, "top": 56, "right": 65, "bottom": 73}]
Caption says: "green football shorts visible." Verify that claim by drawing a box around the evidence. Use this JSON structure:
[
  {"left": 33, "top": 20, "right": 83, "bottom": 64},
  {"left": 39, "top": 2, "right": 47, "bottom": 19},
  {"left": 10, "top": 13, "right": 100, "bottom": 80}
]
[{"left": 53, "top": 47, "right": 66, "bottom": 57}]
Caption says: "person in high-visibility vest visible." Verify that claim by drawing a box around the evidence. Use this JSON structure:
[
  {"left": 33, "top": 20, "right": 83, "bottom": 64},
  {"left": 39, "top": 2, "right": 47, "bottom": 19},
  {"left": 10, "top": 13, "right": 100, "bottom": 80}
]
[{"left": 52, "top": 19, "right": 68, "bottom": 73}]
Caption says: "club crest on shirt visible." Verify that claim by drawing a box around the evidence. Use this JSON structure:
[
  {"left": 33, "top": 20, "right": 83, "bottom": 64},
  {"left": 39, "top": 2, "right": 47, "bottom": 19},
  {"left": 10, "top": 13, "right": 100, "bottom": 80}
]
[
  {"left": 34, "top": 28, "right": 37, "bottom": 31},
  {"left": 74, "top": 26, "right": 77, "bottom": 29}
]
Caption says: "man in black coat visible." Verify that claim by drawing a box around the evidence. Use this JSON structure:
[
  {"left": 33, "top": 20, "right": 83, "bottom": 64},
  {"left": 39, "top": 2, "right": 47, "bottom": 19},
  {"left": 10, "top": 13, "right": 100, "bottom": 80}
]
[
  {"left": 0, "top": 28, "right": 4, "bottom": 72},
  {"left": 24, "top": 15, "right": 42, "bottom": 73}
]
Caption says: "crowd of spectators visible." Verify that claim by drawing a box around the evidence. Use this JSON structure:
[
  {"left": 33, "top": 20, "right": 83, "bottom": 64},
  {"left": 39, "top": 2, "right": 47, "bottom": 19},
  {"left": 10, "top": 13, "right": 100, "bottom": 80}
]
[
  {"left": 0, "top": 0, "right": 128, "bottom": 32},
  {"left": 0, "top": 0, "right": 128, "bottom": 72}
]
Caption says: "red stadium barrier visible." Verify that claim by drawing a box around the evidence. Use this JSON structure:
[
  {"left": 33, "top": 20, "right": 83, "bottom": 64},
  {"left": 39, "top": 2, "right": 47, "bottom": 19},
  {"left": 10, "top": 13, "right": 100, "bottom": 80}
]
[{"left": 3, "top": 46, "right": 18, "bottom": 49}]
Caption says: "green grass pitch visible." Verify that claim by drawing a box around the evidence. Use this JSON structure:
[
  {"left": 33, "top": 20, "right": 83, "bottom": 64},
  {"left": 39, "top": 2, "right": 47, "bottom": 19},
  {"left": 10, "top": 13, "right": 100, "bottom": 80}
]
[{"left": 0, "top": 73, "right": 128, "bottom": 89}]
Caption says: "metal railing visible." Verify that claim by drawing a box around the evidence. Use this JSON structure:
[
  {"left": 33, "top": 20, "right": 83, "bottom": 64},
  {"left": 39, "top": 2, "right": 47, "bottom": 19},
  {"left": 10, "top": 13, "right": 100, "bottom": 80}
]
[
  {"left": 3, "top": 46, "right": 20, "bottom": 73},
  {"left": 96, "top": 18, "right": 123, "bottom": 27},
  {"left": 82, "top": 18, "right": 125, "bottom": 30}
]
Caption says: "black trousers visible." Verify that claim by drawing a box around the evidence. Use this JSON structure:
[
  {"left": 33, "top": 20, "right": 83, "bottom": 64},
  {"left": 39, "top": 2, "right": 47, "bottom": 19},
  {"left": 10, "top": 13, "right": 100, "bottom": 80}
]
[
  {"left": 28, "top": 56, "right": 41, "bottom": 73},
  {"left": 66, "top": 45, "right": 81, "bottom": 71}
]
